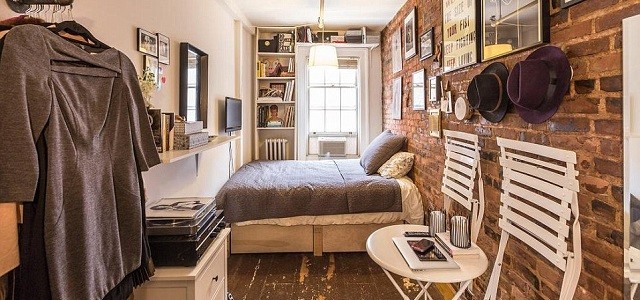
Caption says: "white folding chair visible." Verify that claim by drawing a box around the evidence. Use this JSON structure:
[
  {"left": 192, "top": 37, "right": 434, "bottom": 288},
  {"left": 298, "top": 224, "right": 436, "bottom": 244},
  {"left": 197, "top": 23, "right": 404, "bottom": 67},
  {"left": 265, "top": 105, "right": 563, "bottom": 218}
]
[
  {"left": 440, "top": 130, "right": 485, "bottom": 298},
  {"left": 485, "top": 138, "right": 581, "bottom": 300},
  {"left": 441, "top": 130, "right": 485, "bottom": 244}
]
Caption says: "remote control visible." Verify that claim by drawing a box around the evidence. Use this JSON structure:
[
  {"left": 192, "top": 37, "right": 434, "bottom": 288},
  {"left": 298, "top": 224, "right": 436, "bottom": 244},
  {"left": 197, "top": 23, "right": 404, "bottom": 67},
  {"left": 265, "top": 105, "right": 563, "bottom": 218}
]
[{"left": 403, "top": 231, "right": 431, "bottom": 237}]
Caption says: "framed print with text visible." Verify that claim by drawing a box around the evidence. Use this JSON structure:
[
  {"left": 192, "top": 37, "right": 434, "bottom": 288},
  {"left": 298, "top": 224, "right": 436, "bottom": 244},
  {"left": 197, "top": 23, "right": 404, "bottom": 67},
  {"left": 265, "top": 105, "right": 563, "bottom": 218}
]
[
  {"left": 412, "top": 69, "right": 425, "bottom": 110},
  {"left": 442, "top": 0, "right": 479, "bottom": 73}
]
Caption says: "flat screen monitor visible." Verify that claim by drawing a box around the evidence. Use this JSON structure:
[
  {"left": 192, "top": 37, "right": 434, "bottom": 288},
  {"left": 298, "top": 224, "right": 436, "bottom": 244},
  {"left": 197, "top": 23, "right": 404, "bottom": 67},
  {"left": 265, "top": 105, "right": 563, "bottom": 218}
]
[{"left": 225, "top": 97, "right": 242, "bottom": 132}]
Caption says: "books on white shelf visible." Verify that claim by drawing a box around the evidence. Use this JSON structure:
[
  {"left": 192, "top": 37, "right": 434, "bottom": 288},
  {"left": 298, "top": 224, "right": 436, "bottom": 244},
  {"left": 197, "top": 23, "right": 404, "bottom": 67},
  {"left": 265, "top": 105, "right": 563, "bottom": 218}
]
[
  {"left": 283, "top": 106, "right": 295, "bottom": 127},
  {"left": 392, "top": 237, "right": 459, "bottom": 270},
  {"left": 257, "top": 97, "right": 284, "bottom": 103},
  {"left": 283, "top": 80, "right": 295, "bottom": 102}
]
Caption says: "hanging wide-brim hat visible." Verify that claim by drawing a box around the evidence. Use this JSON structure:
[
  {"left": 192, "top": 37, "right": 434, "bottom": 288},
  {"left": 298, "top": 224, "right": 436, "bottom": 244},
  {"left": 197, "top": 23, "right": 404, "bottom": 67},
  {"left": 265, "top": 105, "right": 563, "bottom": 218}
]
[
  {"left": 467, "top": 62, "right": 510, "bottom": 123},
  {"left": 507, "top": 45, "right": 572, "bottom": 124}
]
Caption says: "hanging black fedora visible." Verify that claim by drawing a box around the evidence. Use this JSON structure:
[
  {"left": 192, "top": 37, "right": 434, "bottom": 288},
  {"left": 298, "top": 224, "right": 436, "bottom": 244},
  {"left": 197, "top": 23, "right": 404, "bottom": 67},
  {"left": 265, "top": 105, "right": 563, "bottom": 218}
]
[
  {"left": 507, "top": 45, "right": 572, "bottom": 124},
  {"left": 466, "top": 62, "right": 510, "bottom": 123}
]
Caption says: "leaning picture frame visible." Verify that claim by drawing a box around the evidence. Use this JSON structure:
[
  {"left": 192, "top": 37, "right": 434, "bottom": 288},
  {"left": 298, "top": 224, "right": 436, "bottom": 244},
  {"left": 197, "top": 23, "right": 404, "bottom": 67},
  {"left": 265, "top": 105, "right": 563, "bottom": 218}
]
[
  {"left": 143, "top": 55, "right": 160, "bottom": 86},
  {"left": 157, "top": 33, "right": 170, "bottom": 65},
  {"left": 138, "top": 28, "right": 158, "bottom": 57},
  {"left": 404, "top": 8, "right": 417, "bottom": 60},
  {"left": 442, "top": 0, "right": 479, "bottom": 73},
  {"left": 420, "top": 28, "right": 434, "bottom": 61}
]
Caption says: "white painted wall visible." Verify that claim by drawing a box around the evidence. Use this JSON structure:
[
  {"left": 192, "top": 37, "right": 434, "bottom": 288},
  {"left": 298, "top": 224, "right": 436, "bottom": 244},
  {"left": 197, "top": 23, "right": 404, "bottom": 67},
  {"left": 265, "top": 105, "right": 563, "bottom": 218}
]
[{"left": 0, "top": 1, "right": 253, "bottom": 201}]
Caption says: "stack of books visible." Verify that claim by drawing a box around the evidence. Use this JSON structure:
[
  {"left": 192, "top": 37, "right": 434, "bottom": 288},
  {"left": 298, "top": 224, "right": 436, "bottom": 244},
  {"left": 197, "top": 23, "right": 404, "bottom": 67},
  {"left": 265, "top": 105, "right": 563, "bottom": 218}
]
[
  {"left": 277, "top": 33, "right": 294, "bottom": 53},
  {"left": 434, "top": 232, "right": 481, "bottom": 258},
  {"left": 283, "top": 80, "right": 295, "bottom": 102},
  {"left": 174, "top": 120, "right": 208, "bottom": 150},
  {"left": 283, "top": 106, "right": 295, "bottom": 127}
]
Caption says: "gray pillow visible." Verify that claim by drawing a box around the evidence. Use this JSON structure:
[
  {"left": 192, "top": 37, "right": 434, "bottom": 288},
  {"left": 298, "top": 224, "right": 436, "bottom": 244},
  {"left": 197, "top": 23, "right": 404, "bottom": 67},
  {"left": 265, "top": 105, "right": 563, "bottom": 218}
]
[{"left": 360, "top": 130, "right": 406, "bottom": 175}]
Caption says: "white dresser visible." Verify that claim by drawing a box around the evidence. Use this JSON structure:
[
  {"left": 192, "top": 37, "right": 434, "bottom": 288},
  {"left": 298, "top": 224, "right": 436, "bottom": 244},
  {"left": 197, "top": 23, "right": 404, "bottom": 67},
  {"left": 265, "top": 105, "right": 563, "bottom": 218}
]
[{"left": 134, "top": 228, "right": 230, "bottom": 300}]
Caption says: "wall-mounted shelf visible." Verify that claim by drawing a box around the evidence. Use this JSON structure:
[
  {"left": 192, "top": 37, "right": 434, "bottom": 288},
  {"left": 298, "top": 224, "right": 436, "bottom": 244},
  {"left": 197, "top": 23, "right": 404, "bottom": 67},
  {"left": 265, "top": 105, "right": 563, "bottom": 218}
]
[
  {"left": 257, "top": 77, "right": 295, "bottom": 80},
  {"left": 257, "top": 127, "right": 295, "bottom": 130},
  {"left": 296, "top": 42, "right": 379, "bottom": 50},
  {"left": 159, "top": 135, "right": 241, "bottom": 175},
  {"left": 258, "top": 52, "right": 296, "bottom": 57}
]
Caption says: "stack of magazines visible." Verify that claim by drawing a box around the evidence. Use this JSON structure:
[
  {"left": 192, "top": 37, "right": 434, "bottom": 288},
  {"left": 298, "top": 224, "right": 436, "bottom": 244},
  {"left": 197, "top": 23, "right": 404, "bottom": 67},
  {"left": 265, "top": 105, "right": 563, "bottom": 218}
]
[{"left": 146, "top": 197, "right": 225, "bottom": 266}]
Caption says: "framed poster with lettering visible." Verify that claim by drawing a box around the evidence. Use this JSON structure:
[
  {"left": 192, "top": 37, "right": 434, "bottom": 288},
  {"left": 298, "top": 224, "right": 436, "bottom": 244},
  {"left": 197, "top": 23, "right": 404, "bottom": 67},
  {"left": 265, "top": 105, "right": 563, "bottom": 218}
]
[{"left": 442, "top": 0, "right": 480, "bottom": 73}]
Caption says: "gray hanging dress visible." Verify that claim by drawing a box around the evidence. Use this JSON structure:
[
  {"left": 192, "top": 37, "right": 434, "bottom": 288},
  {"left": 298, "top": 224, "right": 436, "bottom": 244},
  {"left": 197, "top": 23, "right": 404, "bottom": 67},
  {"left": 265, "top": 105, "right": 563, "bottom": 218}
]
[{"left": 0, "top": 25, "right": 160, "bottom": 300}]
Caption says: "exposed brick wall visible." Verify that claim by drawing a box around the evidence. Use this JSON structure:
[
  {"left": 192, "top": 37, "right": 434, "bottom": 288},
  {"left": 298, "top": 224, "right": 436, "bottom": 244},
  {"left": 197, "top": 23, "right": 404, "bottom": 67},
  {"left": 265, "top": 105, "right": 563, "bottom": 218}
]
[{"left": 380, "top": 0, "right": 636, "bottom": 298}]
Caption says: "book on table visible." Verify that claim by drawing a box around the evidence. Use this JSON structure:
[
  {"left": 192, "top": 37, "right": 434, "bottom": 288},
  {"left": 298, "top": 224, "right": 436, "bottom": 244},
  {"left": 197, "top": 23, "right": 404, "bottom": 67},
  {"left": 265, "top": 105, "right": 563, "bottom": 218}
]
[
  {"left": 392, "top": 236, "right": 459, "bottom": 270},
  {"left": 434, "top": 232, "right": 481, "bottom": 258}
]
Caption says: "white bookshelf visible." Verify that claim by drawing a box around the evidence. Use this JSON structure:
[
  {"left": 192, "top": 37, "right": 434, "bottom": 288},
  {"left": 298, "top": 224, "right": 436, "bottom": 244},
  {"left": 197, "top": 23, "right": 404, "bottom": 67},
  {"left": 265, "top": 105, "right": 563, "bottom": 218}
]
[{"left": 254, "top": 26, "right": 298, "bottom": 160}]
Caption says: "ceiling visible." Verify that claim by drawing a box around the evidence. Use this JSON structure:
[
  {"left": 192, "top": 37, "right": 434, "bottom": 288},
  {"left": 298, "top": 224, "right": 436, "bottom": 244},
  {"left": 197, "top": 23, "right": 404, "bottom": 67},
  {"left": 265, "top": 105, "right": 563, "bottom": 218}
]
[{"left": 232, "top": 0, "right": 406, "bottom": 32}]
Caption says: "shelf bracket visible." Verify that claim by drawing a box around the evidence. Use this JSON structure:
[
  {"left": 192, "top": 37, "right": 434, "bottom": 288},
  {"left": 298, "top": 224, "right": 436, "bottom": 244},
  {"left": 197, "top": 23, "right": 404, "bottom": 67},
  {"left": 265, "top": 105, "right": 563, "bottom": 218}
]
[{"left": 195, "top": 153, "right": 201, "bottom": 177}]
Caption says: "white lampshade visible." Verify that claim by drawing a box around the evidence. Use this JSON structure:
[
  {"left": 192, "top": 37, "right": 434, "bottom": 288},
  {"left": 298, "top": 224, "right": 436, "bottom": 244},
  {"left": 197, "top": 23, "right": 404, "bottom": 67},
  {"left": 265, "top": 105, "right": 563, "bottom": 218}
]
[
  {"left": 308, "top": 44, "right": 338, "bottom": 68},
  {"left": 484, "top": 44, "right": 513, "bottom": 59}
]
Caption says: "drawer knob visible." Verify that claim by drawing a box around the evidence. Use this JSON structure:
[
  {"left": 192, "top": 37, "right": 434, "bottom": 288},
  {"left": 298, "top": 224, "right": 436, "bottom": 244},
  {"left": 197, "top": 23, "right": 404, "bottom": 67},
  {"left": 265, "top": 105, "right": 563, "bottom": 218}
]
[{"left": 212, "top": 275, "right": 219, "bottom": 282}]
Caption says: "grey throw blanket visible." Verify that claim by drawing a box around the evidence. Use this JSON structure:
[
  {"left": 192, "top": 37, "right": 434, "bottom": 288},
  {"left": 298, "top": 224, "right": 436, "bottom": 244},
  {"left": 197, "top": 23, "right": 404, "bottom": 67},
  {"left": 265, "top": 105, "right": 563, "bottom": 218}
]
[{"left": 217, "top": 159, "right": 402, "bottom": 223}]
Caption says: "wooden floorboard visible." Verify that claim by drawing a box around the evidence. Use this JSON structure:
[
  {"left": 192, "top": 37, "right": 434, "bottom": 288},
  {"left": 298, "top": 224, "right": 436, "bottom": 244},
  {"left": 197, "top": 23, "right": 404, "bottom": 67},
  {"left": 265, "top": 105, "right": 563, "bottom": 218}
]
[{"left": 228, "top": 252, "right": 457, "bottom": 300}]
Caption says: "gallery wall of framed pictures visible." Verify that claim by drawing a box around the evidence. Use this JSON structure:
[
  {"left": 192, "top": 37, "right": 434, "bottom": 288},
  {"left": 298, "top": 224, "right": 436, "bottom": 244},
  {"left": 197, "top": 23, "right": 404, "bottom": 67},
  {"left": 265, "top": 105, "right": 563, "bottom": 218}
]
[{"left": 137, "top": 28, "right": 171, "bottom": 86}]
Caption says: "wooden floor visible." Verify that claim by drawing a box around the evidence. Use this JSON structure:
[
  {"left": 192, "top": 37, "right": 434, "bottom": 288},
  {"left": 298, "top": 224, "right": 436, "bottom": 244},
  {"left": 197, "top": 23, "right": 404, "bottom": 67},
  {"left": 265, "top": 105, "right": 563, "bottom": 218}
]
[{"left": 228, "top": 252, "right": 456, "bottom": 300}]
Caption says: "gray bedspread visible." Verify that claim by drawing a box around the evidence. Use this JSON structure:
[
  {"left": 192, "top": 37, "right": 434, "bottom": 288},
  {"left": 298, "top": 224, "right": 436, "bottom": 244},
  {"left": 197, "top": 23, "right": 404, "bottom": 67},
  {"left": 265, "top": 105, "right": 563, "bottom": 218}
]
[{"left": 216, "top": 159, "right": 402, "bottom": 223}]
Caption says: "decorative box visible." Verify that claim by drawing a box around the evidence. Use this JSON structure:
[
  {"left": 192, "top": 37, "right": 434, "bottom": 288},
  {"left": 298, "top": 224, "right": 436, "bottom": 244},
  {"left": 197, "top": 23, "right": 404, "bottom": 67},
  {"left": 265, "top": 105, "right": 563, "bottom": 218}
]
[
  {"left": 174, "top": 121, "right": 203, "bottom": 136},
  {"left": 258, "top": 37, "right": 278, "bottom": 52},
  {"left": 174, "top": 132, "right": 209, "bottom": 150}
]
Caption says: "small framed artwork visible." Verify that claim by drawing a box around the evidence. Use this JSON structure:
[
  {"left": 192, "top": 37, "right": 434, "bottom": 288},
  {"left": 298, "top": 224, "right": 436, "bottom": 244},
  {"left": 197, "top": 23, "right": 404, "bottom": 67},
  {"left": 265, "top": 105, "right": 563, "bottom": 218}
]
[
  {"left": 270, "top": 83, "right": 286, "bottom": 95},
  {"left": 143, "top": 55, "right": 160, "bottom": 85},
  {"left": 428, "top": 76, "right": 441, "bottom": 103},
  {"left": 428, "top": 109, "right": 441, "bottom": 138},
  {"left": 157, "top": 33, "right": 170, "bottom": 65},
  {"left": 420, "top": 28, "right": 434, "bottom": 60},
  {"left": 138, "top": 28, "right": 158, "bottom": 57},
  {"left": 392, "top": 28, "right": 403, "bottom": 73},
  {"left": 442, "top": 0, "right": 478, "bottom": 72},
  {"left": 412, "top": 69, "right": 425, "bottom": 111},
  {"left": 404, "top": 8, "right": 417, "bottom": 60},
  {"left": 392, "top": 77, "right": 402, "bottom": 119},
  {"left": 560, "top": 0, "right": 586, "bottom": 8}
]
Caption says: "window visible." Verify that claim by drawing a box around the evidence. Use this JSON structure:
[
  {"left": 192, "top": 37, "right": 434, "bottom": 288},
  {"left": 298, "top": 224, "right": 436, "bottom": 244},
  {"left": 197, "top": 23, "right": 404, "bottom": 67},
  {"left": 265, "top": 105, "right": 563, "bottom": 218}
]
[{"left": 307, "top": 60, "right": 358, "bottom": 134}]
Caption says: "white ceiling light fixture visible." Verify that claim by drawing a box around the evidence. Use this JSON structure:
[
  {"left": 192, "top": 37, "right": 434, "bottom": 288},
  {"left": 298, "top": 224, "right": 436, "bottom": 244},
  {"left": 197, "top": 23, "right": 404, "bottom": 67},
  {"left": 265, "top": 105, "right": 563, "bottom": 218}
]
[{"left": 308, "top": 0, "right": 338, "bottom": 69}]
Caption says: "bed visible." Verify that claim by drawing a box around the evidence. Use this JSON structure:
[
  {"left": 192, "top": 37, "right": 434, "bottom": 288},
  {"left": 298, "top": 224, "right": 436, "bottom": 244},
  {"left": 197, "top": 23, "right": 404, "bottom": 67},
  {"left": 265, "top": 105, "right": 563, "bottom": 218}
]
[{"left": 216, "top": 158, "right": 423, "bottom": 256}]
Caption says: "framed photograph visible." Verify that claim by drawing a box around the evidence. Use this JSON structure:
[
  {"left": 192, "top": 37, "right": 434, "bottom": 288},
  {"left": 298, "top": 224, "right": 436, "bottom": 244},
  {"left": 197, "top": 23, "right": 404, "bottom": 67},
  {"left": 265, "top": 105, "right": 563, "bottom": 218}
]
[
  {"left": 392, "top": 29, "right": 403, "bottom": 73},
  {"left": 420, "top": 28, "right": 434, "bottom": 60},
  {"left": 404, "top": 8, "right": 417, "bottom": 60},
  {"left": 442, "top": 0, "right": 478, "bottom": 73},
  {"left": 481, "top": 0, "right": 549, "bottom": 61},
  {"left": 428, "top": 109, "right": 441, "bottom": 138},
  {"left": 412, "top": 69, "right": 425, "bottom": 111},
  {"left": 143, "top": 55, "right": 159, "bottom": 85},
  {"left": 560, "top": 0, "right": 586, "bottom": 8},
  {"left": 157, "top": 33, "right": 170, "bottom": 65},
  {"left": 269, "top": 83, "right": 286, "bottom": 95},
  {"left": 138, "top": 28, "right": 158, "bottom": 57},
  {"left": 428, "top": 76, "right": 441, "bottom": 103},
  {"left": 392, "top": 77, "right": 402, "bottom": 119}
]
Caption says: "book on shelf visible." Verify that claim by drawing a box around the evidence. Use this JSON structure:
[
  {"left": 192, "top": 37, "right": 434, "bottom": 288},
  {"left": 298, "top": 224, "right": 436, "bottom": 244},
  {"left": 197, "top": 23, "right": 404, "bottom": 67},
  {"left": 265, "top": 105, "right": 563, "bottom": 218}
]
[
  {"left": 161, "top": 113, "right": 175, "bottom": 152},
  {"left": 434, "top": 232, "right": 481, "bottom": 258},
  {"left": 282, "top": 80, "right": 295, "bottom": 102},
  {"left": 282, "top": 106, "right": 295, "bottom": 127}
]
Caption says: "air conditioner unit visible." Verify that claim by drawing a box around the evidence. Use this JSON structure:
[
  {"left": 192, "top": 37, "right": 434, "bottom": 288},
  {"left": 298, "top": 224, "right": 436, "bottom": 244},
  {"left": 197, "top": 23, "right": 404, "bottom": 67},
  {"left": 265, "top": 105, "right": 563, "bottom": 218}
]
[{"left": 318, "top": 137, "right": 347, "bottom": 158}]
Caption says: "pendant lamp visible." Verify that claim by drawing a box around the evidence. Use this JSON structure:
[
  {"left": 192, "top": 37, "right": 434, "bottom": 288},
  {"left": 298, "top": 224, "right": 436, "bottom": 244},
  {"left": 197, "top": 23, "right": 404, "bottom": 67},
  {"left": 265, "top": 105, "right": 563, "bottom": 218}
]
[{"left": 308, "top": 0, "right": 338, "bottom": 69}]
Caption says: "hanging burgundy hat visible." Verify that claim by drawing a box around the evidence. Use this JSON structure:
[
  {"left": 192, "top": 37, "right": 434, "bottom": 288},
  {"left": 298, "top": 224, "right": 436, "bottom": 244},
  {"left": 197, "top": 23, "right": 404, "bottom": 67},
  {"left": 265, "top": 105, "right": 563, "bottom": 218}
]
[
  {"left": 467, "top": 62, "right": 510, "bottom": 123},
  {"left": 507, "top": 45, "right": 572, "bottom": 124}
]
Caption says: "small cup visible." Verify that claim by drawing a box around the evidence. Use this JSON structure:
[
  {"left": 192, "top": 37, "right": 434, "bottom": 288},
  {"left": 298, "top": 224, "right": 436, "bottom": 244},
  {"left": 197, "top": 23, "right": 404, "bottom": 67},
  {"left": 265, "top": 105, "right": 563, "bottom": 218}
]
[
  {"left": 450, "top": 216, "right": 471, "bottom": 248},
  {"left": 429, "top": 210, "right": 446, "bottom": 236}
]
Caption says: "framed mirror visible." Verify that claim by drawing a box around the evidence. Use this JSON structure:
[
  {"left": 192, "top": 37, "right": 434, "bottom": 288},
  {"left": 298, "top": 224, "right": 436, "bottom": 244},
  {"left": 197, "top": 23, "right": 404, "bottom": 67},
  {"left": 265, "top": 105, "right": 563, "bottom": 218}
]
[
  {"left": 180, "top": 43, "right": 209, "bottom": 128},
  {"left": 481, "top": 0, "right": 549, "bottom": 61}
]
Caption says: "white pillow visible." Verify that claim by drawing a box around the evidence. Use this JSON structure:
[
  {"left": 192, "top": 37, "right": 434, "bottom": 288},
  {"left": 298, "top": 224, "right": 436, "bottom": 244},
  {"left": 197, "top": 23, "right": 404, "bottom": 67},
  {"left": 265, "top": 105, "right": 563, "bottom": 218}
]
[{"left": 377, "top": 152, "right": 414, "bottom": 178}]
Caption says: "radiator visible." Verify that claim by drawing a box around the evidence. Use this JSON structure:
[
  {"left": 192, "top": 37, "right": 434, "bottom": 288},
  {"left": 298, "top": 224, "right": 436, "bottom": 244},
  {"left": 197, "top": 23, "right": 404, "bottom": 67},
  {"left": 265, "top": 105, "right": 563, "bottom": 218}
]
[{"left": 265, "top": 138, "right": 288, "bottom": 160}]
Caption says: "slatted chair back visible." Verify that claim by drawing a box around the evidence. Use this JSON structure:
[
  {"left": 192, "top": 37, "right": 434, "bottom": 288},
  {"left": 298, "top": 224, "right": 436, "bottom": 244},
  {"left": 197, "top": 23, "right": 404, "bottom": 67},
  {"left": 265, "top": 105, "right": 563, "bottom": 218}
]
[
  {"left": 441, "top": 130, "right": 484, "bottom": 243},
  {"left": 485, "top": 138, "right": 581, "bottom": 300}
]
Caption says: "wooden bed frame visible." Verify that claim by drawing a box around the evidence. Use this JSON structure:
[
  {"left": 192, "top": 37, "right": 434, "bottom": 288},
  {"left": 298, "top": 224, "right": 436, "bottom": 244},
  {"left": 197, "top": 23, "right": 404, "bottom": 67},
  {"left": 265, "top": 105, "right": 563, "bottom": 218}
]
[{"left": 230, "top": 221, "right": 403, "bottom": 256}]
